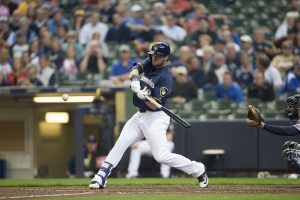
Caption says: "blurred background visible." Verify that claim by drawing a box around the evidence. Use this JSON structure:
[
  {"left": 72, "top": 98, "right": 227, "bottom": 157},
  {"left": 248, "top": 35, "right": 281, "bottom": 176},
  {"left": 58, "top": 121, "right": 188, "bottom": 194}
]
[{"left": 0, "top": 0, "right": 300, "bottom": 179}]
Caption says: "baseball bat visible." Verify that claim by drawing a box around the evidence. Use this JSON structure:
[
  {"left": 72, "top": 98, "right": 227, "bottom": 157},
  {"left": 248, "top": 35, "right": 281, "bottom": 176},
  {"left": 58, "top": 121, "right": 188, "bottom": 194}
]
[{"left": 146, "top": 96, "right": 191, "bottom": 129}]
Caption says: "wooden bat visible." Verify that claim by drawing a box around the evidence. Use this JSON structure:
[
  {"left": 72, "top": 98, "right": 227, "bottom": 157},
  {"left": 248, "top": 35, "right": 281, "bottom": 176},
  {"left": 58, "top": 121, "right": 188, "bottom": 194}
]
[{"left": 146, "top": 96, "right": 191, "bottom": 129}]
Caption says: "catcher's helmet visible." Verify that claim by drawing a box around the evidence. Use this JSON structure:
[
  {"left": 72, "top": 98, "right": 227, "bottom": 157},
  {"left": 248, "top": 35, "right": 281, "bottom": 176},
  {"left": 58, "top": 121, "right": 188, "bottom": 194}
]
[
  {"left": 285, "top": 94, "right": 300, "bottom": 120},
  {"left": 148, "top": 42, "right": 170, "bottom": 57}
]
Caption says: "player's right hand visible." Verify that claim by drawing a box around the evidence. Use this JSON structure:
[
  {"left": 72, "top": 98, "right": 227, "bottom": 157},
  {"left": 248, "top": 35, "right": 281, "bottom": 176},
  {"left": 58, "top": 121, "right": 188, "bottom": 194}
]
[
  {"left": 136, "top": 88, "right": 150, "bottom": 100},
  {"left": 130, "top": 79, "right": 140, "bottom": 93}
]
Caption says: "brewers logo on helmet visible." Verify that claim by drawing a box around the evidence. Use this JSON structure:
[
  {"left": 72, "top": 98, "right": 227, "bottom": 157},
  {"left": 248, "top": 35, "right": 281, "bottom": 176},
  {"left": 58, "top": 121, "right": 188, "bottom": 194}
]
[{"left": 148, "top": 42, "right": 170, "bottom": 57}]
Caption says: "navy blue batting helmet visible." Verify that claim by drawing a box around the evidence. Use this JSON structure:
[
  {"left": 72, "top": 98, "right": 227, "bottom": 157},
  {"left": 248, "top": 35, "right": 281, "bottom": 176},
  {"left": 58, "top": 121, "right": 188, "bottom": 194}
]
[{"left": 148, "top": 42, "right": 170, "bottom": 57}]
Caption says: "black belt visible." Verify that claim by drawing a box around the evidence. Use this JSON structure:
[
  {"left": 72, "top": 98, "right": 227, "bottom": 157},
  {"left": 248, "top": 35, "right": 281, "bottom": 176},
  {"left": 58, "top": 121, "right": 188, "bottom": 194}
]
[{"left": 138, "top": 108, "right": 147, "bottom": 113}]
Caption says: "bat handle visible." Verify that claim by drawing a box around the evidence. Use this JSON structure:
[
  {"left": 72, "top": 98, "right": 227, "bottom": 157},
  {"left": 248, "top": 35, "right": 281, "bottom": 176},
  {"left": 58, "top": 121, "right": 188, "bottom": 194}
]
[{"left": 146, "top": 96, "right": 162, "bottom": 109}]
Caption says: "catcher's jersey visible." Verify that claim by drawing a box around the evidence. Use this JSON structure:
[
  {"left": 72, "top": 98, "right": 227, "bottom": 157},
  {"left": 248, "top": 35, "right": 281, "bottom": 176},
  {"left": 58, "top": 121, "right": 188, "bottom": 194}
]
[
  {"left": 131, "top": 57, "right": 172, "bottom": 111},
  {"left": 293, "top": 120, "right": 300, "bottom": 132}
]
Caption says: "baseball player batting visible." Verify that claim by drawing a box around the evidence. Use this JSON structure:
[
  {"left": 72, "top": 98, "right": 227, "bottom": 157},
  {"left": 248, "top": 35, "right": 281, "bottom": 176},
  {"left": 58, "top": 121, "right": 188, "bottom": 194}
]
[
  {"left": 89, "top": 41, "right": 208, "bottom": 189},
  {"left": 246, "top": 94, "right": 300, "bottom": 171}
]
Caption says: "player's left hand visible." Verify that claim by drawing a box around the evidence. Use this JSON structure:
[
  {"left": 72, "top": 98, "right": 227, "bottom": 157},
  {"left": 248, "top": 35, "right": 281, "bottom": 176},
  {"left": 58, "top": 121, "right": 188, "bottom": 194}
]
[{"left": 136, "top": 88, "right": 150, "bottom": 100}]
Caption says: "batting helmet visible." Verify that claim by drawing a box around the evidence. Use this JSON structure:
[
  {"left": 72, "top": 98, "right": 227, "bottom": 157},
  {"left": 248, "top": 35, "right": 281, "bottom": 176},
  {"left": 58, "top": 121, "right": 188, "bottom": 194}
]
[
  {"left": 148, "top": 42, "right": 170, "bottom": 57},
  {"left": 285, "top": 94, "right": 300, "bottom": 121}
]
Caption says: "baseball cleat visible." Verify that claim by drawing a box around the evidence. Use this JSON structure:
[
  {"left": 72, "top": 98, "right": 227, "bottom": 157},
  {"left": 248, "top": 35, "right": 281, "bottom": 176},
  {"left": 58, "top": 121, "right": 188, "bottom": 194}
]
[
  {"left": 198, "top": 172, "right": 209, "bottom": 188},
  {"left": 89, "top": 181, "right": 101, "bottom": 189},
  {"left": 89, "top": 174, "right": 107, "bottom": 189}
]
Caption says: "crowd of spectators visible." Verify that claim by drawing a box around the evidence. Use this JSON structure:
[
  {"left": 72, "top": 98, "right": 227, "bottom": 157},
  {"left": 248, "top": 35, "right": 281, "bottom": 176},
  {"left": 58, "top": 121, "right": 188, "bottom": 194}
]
[{"left": 0, "top": 0, "right": 299, "bottom": 104}]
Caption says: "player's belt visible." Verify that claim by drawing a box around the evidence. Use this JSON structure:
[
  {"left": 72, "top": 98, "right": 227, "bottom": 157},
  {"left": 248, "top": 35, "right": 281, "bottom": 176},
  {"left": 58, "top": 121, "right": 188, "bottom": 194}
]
[
  {"left": 138, "top": 108, "right": 147, "bottom": 113},
  {"left": 138, "top": 108, "right": 160, "bottom": 113}
]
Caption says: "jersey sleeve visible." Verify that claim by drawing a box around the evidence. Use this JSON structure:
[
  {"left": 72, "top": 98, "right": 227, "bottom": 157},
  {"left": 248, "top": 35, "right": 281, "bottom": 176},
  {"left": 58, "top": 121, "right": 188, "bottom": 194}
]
[{"left": 131, "top": 57, "right": 151, "bottom": 74}]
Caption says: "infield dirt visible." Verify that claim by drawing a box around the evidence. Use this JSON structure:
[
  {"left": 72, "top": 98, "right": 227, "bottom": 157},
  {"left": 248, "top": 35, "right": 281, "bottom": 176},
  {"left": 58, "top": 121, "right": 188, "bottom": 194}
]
[{"left": 1, "top": 185, "right": 300, "bottom": 199}]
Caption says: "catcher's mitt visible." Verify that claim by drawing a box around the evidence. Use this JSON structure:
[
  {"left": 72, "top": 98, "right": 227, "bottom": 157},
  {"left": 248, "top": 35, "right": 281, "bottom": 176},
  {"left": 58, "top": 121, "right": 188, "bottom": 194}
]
[{"left": 245, "top": 105, "right": 264, "bottom": 128}]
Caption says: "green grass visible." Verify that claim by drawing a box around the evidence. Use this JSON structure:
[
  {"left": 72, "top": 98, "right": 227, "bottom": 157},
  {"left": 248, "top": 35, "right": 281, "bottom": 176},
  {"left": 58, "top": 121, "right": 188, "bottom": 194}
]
[{"left": 0, "top": 177, "right": 300, "bottom": 187}]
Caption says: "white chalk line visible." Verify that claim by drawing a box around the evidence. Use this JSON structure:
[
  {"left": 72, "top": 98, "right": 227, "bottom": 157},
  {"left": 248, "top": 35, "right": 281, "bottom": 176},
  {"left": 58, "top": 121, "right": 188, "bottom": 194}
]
[{"left": 0, "top": 191, "right": 94, "bottom": 199}]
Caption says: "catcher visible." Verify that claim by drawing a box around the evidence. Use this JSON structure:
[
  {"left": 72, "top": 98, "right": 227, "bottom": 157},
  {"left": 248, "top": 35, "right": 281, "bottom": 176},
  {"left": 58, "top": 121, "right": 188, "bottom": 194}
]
[{"left": 246, "top": 94, "right": 300, "bottom": 171}]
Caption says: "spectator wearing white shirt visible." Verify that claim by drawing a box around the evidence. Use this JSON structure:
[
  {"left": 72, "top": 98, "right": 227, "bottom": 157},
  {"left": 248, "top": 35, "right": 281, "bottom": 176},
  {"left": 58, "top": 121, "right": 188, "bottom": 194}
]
[
  {"left": 256, "top": 53, "right": 283, "bottom": 89},
  {"left": 12, "top": 31, "right": 29, "bottom": 58},
  {"left": 79, "top": 11, "right": 108, "bottom": 46},
  {"left": 0, "top": 48, "right": 12, "bottom": 75},
  {"left": 159, "top": 12, "right": 187, "bottom": 42},
  {"left": 37, "top": 54, "right": 54, "bottom": 86}
]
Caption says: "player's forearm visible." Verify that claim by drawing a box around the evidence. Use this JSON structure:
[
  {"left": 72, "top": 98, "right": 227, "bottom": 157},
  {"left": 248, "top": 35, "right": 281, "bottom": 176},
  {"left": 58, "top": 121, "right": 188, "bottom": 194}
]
[
  {"left": 129, "top": 69, "right": 140, "bottom": 79},
  {"left": 262, "top": 123, "right": 300, "bottom": 136}
]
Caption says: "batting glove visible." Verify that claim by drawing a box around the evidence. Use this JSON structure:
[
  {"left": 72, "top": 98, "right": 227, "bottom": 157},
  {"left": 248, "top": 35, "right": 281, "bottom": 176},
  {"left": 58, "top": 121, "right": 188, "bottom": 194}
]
[
  {"left": 130, "top": 75, "right": 140, "bottom": 93},
  {"left": 136, "top": 88, "right": 150, "bottom": 100}
]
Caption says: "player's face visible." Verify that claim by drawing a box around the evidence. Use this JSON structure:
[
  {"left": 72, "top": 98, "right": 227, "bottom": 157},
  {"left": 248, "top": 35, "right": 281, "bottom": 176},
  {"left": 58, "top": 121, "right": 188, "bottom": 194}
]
[{"left": 151, "top": 55, "right": 168, "bottom": 68}]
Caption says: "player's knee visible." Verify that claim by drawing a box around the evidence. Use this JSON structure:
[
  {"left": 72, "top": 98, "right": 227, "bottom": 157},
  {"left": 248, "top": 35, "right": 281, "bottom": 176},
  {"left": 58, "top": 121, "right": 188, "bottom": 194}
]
[{"left": 153, "top": 151, "right": 170, "bottom": 164}]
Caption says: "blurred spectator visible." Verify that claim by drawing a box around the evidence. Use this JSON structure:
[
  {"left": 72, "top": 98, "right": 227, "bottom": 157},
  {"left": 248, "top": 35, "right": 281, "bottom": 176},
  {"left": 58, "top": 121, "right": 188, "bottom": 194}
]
[
  {"left": 170, "top": 66, "right": 197, "bottom": 103},
  {"left": 275, "top": 11, "right": 299, "bottom": 40},
  {"left": 293, "top": 33, "right": 300, "bottom": 56},
  {"left": 47, "top": 9, "right": 70, "bottom": 36},
  {"left": 32, "top": 7, "right": 49, "bottom": 34},
  {"left": 256, "top": 53, "right": 283, "bottom": 89},
  {"left": 248, "top": 71, "right": 275, "bottom": 102},
  {"left": 271, "top": 40, "right": 295, "bottom": 79},
  {"left": 189, "top": 16, "right": 217, "bottom": 44},
  {"left": 216, "top": 71, "right": 244, "bottom": 104},
  {"left": 79, "top": 11, "right": 108, "bottom": 45},
  {"left": 219, "top": 29, "right": 240, "bottom": 51},
  {"left": 137, "top": 13, "right": 157, "bottom": 42},
  {"left": 151, "top": 2, "right": 166, "bottom": 25},
  {"left": 110, "top": 45, "right": 136, "bottom": 85},
  {"left": 39, "top": 29, "right": 52, "bottom": 55},
  {"left": 0, "top": 17, "right": 10, "bottom": 40},
  {"left": 105, "top": 13, "right": 134, "bottom": 43},
  {"left": 281, "top": 61, "right": 300, "bottom": 94},
  {"left": 208, "top": 52, "right": 228, "bottom": 84},
  {"left": 185, "top": 3, "right": 217, "bottom": 34},
  {"left": 165, "top": 0, "right": 190, "bottom": 15},
  {"left": 123, "top": 4, "right": 144, "bottom": 36},
  {"left": 80, "top": 40, "right": 106, "bottom": 74},
  {"left": 60, "top": 46, "right": 78, "bottom": 76},
  {"left": 62, "top": 31, "right": 84, "bottom": 61},
  {"left": 12, "top": 31, "right": 29, "bottom": 58},
  {"left": 48, "top": 37, "right": 65, "bottom": 70},
  {"left": 126, "top": 126, "right": 175, "bottom": 179},
  {"left": 6, "top": 58, "right": 26, "bottom": 86},
  {"left": 200, "top": 45, "right": 214, "bottom": 73},
  {"left": 20, "top": 51, "right": 30, "bottom": 68},
  {"left": 21, "top": 65, "right": 43, "bottom": 87},
  {"left": 0, "top": 71, "right": 9, "bottom": 86},
  {"left": 171, "top": 46, "right": 190, "bottom": 68},
  {"left": 186, "top": 55, "right": 207, "bottom": 88},
  {"left": 0, "top": 47, "right": 12, "bottom": 75},
  {"left": 99, "top": 0, "right": 115, "bottom": 24},
  {"left": 29, "top": 39, "right": 43, "bottom": 66},
  {"left": 159, "top": 12, "right": 187, "bottom": 42},
  {"left": 67, "top": 135, "right": 101, "bottom": 178},
  {"left": 9, "top": 9, "right": 22, "bottom": 32},
  {"left": 235, "top": 51, "right": 254, "bottom": 87},
  {"left": 0, "top": 0, "right": 18, "bottom": 16},
  {"left": 8, "top": 16, "right": 37, "bottom": 46},
  {"left": 37, "top": 54, "right": 54, "bottom": 86},
  {"left": 219, "top": 22, "right": 240, "bottom": 45},
  {"left": 17, "top": 0, "right": 37, "bottom": 15},
  {"left": 240, "top": 34, "right": 255, "bottom": 67},
  {"left": 73, "top": 9, "right": 85, "bottom": 33},
  {"left": 132, "top": 39, "right": 149, "bottom": 60},
  {"left": 225, "top": 42, "right": 240, "bottom": 72},
  {"left": 253, "top": 27, "right": 276, "bottom": 57}
]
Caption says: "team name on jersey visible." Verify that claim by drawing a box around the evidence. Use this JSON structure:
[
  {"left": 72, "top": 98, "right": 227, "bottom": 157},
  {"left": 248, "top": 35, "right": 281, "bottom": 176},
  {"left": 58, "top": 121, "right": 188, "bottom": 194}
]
[{"left": 140, "top": 75, "right": 155, "bottom": 88}]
